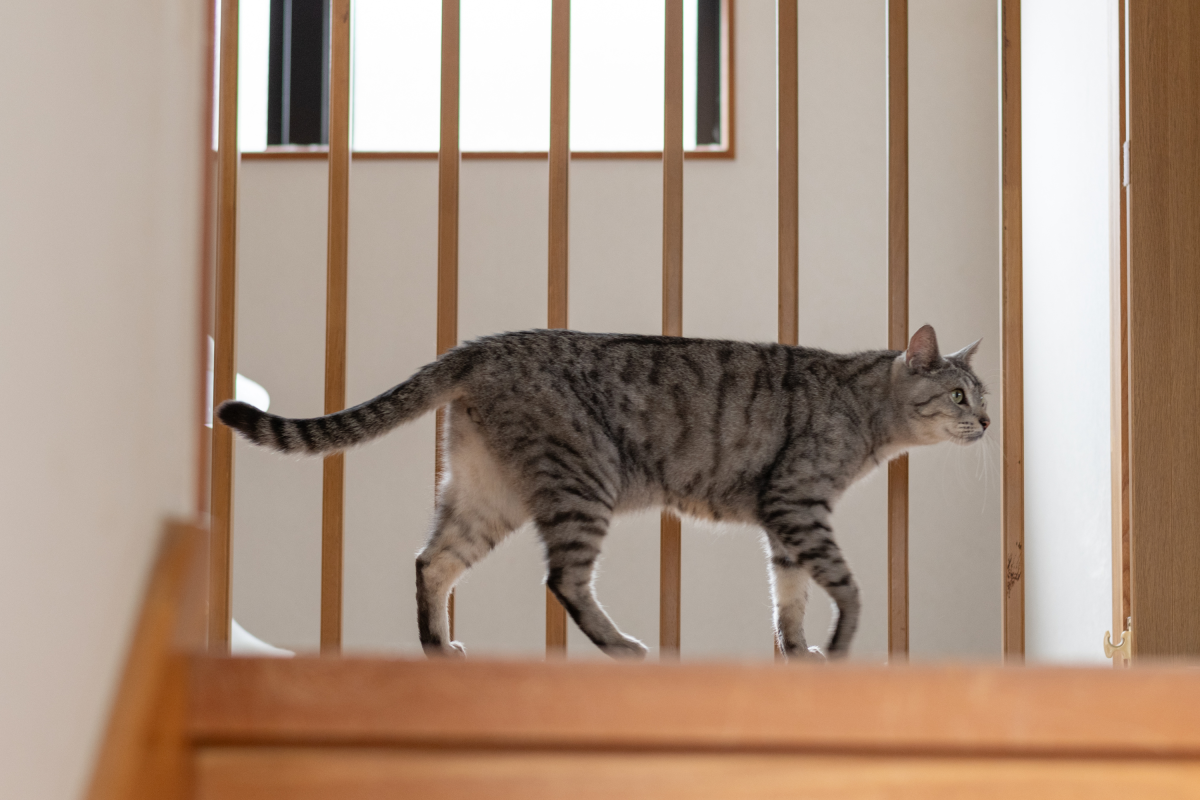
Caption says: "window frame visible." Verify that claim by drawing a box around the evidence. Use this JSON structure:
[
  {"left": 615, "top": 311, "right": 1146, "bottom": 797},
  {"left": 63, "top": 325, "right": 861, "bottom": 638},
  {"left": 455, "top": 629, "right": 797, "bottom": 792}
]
[{"left": 245, "top": 0, "right": 735, "bottom": 161}]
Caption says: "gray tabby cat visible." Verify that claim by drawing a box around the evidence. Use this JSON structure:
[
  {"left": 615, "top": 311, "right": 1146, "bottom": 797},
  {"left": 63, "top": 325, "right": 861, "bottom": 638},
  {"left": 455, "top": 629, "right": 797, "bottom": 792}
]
[{"left": 218, "top": 324, "right": 987, "bottom": 661}]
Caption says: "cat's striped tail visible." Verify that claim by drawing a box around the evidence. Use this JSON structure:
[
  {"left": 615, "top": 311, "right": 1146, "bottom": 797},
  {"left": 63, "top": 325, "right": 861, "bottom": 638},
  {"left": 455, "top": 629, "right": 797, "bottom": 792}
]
[{"left": 216, "top": 352, "right": 467, "bottom": 456}]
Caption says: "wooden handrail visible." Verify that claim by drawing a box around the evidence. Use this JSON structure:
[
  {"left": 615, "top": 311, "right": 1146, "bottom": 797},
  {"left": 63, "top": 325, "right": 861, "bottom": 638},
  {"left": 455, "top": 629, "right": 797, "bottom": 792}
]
[
  {"left": 189, "top": 655, "right": 1200, "bottom": 759},
  {"left": 86, "top": 522, "right": 207, "bottom": 800}
]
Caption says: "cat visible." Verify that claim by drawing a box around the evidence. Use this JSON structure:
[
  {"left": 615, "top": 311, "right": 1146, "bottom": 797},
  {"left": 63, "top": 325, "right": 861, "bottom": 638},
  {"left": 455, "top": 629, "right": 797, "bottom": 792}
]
[{"left": 217, "top": 323, "right": 987, "bottom": 661}]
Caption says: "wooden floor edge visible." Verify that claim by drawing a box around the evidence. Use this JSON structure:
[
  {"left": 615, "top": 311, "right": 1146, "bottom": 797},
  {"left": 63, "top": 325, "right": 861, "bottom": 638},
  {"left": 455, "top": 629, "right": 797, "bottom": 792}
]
[
  {"left": 187, "top": 655, "right": 1200, "bottom": 759},
  {"left": 192, "top": 747, "right": 1200, "bottom": 800},
  {"left": 86, "top": 520, "right": 208, "bottom": 800}
]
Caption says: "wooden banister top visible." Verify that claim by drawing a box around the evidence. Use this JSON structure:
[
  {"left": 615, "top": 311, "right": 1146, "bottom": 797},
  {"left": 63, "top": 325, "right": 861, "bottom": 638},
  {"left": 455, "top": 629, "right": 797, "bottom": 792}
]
[{"left": 189, "top": 656, "right": 1200, "bottom": 758}]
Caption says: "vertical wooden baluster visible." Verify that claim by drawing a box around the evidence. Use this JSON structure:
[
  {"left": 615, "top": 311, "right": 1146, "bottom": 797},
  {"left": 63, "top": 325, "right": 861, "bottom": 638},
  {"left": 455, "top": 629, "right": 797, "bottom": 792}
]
[
  {"left": 196, "top": 0, "right": 218, "bottom": 520},
  {"left": 320, "top": 0, "right": 352, "bottom": 655},
  {"left": 776, "top": 0, "right": 798, "bottom": 659},
  {"left": 546, "top": 0, "right": 571, "bottom": 657},
  {"left": 660, "top": 0, "right": 684, "bottom": 659},
  {"left": 886, "top": 0, "right": 910, "bottom": 662},
  {"left": 1111, "top": 0, "right": 1130, "bottom": 668},
  {"left": 1001, "top": 0, "right": 1025, "bottom": 663},
  {"left": 437, "top": 0, "right": 461, "bottom": 641},
  {"left": 209, "top": 0, "right": 241, "bottom": 655},
  {"left": 778, "top": 0, "right": 798, "bottom": 351}
]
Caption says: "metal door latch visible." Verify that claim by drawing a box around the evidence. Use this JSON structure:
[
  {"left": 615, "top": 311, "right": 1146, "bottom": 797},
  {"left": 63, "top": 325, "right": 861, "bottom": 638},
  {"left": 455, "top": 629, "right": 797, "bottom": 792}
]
[{"left": 1104, "top": 619, "right": 1133, "bottom": 662}]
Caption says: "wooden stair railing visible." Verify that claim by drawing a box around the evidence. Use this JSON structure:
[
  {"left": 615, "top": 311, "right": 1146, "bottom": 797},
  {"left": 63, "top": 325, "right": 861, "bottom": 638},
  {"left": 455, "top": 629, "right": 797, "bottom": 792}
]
[
  {"left": 91, "top": 523, "right": 1200, "bottom": 799},
  {"left": 86, "top": 521, "right": 208, "bottom": 800}
]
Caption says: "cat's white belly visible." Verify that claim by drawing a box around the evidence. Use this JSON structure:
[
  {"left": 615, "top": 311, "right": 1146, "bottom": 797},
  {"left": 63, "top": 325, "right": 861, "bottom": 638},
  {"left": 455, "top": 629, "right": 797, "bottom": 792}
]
[{"left": 446, "top": 404, "right": 531, "bottom": 533}]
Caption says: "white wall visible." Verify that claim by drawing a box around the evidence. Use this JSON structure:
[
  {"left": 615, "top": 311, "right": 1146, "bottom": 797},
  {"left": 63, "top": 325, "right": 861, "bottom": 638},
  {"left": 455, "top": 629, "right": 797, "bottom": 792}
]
[
  {"left": 0, "top": 2, "right": 207, "bottom": 799},
  {"left": 232, "top": 0, "right": 1002, "bottom": 662},
  {"left": 1023, "top": 0, "right": 1115, "bottom": 663},
  {"left": 908, "top": 0, "right": 1003, "bottom": 659}
]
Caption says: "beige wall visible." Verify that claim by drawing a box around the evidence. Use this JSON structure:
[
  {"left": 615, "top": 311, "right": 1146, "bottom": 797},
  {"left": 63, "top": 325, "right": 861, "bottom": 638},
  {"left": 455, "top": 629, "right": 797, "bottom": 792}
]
[
  {"left": 232, "top": 0, "right": 1001, "bottom": 662},
  {"left": 907, "top": 0, "right": 1003, "bottom": 658},
  {"left": 0, "top": 2, "right": 207, "bottom": 799}
]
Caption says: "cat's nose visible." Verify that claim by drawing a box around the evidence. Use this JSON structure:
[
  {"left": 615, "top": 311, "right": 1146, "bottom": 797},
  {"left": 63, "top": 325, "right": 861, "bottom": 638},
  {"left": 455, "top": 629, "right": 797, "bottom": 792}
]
[{"left": 979, "top": 416, "right": 990, "bottom": 430}]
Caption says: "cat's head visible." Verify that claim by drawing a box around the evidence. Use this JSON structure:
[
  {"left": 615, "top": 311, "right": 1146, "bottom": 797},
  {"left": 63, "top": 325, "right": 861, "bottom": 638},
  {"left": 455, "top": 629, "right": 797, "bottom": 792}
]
[{"left": 894, "top": 325, "right": 989, "bottom": 446}]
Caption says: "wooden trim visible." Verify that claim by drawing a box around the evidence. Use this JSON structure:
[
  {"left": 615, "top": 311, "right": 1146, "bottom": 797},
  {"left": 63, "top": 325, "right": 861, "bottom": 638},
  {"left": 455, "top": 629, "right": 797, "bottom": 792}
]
[
  {"left": 659, "top": 0, "right": 684, "bottom": 659},
  {"left": 437, "top": 0, "right": 461, "bottom": 640},
  {"left": 241, "top": 145, "right": 343, "bottom": 158},
  {"left": 437, "top": 0, "right": 460, "bottom": 358},
  {"left": 195, "top": 0, "right": 217, "bottom": 517},
  {"left": 1111, "top": 0, "right": 1131, "bottom": 665},
  {"left": 580, "top": 150, "right": 732, "bottom": 160},
  {"left": 208, "top": 0, "right": 240, "bottom": 655},
  {"left": 197, "top": 748, "right": 1200, "bottom": 800},
  {"left": 1126, "top": 0, "right": 1200, "bottom": 658},
  {"left": 774, "top": 0, "right": 796, "bottom": 659},
  {"left": 659, "top": 514, "right": 682, "bottom": 658},
  {"left": 544, "top": 0, "right": 571, "bottom": 657},
  {"left": 87, "top": 522, "right": 207, "bottom": 800},
  {"left": 189, "top": 656, "right": 1200, "bottom": 758},
  {"left": 239, "top": 149, "right": 735, "bottom": 161},
  {"left": 722, "top": 0, "right": 736, "bottom": 160},
  {"left": 547, "top": 0, "right": 569, "bottom": 338},
  {"left": 544, "top": 592, "right": 567, "bottom": 656},
  {"left": 886, "top": 0, "right": 909, "bottom": 661},
  {"left": 777, "top": 0, "right": 798, "bottom": 348},
  {"left": 319, "top": 0, "right": 351, "bottom": 656},
  {"left": 1001, "top": 0, "right": 1025, "bottom": 662},
  {"left": 886, "top": 458, "right": 908, "bottom": 658}
]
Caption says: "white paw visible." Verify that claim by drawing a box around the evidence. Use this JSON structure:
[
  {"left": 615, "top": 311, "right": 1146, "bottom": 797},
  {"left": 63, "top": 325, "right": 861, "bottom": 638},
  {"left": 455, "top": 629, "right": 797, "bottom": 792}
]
[
  {"left": 605, "top": 635, "right": 649, "bottom": 660},
  {"left": 782, "top": 645, "right": 825, "bottom": 663},
  {"left": 423, "top": 640, "right": 467, "bottom": 659}
]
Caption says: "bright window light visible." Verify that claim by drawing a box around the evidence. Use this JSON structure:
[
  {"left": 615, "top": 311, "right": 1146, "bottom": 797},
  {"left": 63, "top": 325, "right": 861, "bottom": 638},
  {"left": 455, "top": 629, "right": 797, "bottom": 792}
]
[
  {"left": 353, "top": 0, "right": 442, "bottom": 151},
  {"left": 235, "top": 0, "right": 707, "bottom": 153},
  {"left": 571, "top": 0, "right": 660, "bottom": 151},
  {"left": 461, "top": 0, "right": 552, "bottom": 151},
  {"left": 238, "top": 0, "right": 271, "bottom": 152}
]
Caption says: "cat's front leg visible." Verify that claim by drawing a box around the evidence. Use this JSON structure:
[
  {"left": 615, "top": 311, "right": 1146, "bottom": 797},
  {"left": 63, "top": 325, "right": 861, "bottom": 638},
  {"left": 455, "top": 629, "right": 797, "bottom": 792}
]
[
  {"left": 759, "top": 496, "right": 860, "bottom": 659},
  {"left": 766, "top": 555, "right": 820, "bottom": 661}
]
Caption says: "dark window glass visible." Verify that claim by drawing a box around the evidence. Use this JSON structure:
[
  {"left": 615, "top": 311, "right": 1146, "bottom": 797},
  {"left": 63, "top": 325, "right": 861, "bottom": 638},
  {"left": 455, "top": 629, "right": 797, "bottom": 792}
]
[
  {"left": 268, "top": 0, "right": 330, "bottom": 146},
  {"left": 696, "top": 0, "right": 722, "bottom": 146}
]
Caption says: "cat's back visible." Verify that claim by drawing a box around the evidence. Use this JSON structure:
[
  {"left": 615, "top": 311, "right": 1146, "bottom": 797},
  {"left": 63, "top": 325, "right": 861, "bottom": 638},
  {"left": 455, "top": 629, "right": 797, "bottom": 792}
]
[
  {"left": 455, "top": 328, "right": 874, "bottom": 391},
  {"left": 457, "top": 328, "right": 789, "bottom": 386}
]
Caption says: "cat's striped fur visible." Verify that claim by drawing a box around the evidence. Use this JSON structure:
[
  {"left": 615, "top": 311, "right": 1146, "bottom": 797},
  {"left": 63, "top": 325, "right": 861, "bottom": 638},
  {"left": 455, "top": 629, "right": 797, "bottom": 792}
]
[{"left": 218, "top": 325, "right": 988, "bottom": 660}]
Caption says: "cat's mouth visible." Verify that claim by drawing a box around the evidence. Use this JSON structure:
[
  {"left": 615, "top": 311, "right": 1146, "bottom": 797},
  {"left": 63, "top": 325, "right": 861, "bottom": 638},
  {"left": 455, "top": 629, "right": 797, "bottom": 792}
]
[{"left": 953, "top": 430, "right": 986, "bottom": 445}]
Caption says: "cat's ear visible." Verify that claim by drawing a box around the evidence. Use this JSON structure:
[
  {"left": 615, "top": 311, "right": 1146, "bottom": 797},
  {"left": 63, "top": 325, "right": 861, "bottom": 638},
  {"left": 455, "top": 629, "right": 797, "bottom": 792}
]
[
  {"left": 905, "top": 324, "right": 941, "bottom": 372},
  {"left": 946, "top": 338, "right": 981, "bottom": 367}
]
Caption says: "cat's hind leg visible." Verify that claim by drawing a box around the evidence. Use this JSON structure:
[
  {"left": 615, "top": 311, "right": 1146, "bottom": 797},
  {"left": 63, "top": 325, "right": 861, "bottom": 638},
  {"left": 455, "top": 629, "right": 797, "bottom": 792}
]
[
  {"left": 415, "top": 479, "right": 518, "bottom": 657},
  {"left": 760, "top": 497, "right": 860, "bottom": 660},
  {"left": 415, "top": 428, "right": 527, "bottom": 656},
  {"left": 533, "top": 493, "right": 647, "bottom": 659}
]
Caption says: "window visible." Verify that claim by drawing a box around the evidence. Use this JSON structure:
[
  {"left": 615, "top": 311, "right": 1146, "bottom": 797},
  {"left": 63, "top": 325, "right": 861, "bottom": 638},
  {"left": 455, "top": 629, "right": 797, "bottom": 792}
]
[
  {"left": 231, "top": 0, "right": 732, "bottom": 155},
  {"left": 268, "top": 0, "right": 330, "bottom": 146}
]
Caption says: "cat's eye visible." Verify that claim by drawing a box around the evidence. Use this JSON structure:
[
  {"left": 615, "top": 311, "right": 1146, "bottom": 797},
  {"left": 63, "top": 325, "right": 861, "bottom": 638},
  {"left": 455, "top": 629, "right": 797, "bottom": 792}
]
[{"left": 950, "top": 389, "right": 965, "bottom": 405}]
